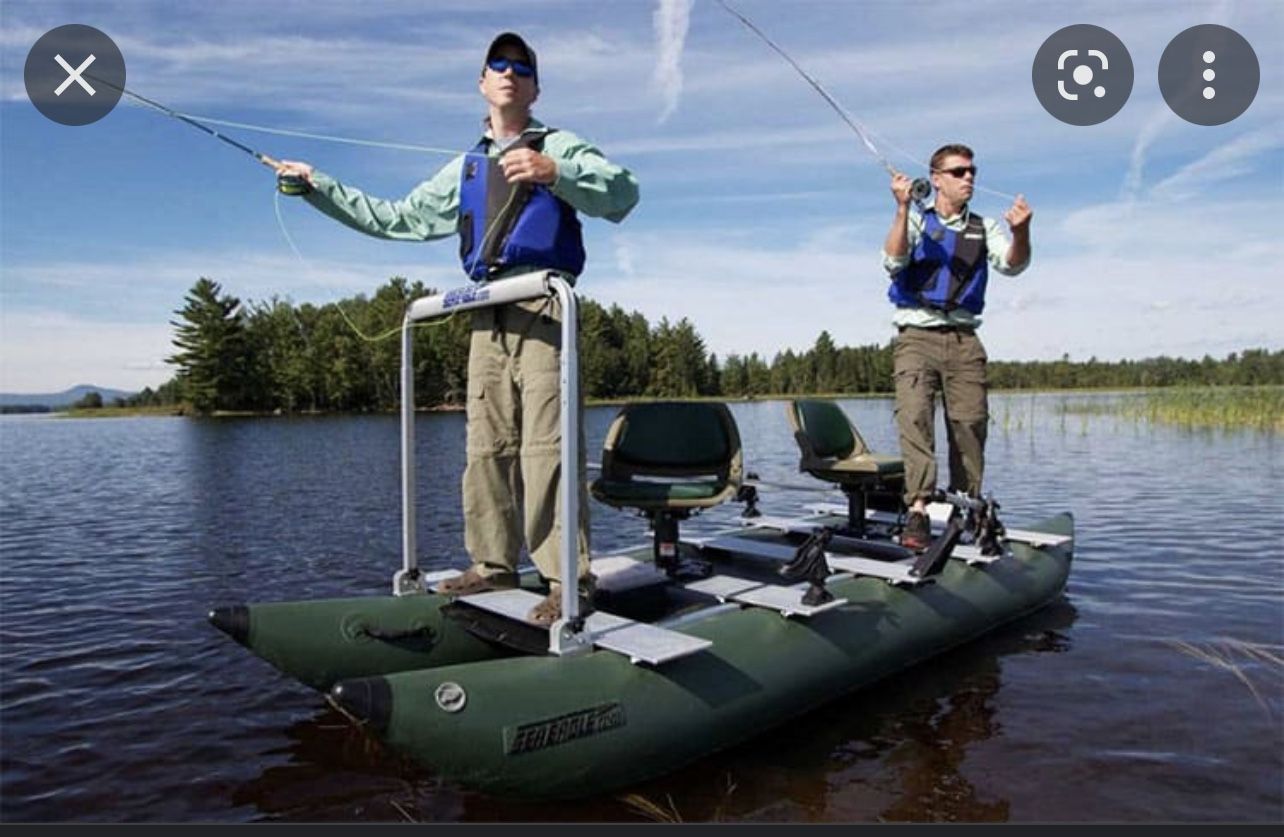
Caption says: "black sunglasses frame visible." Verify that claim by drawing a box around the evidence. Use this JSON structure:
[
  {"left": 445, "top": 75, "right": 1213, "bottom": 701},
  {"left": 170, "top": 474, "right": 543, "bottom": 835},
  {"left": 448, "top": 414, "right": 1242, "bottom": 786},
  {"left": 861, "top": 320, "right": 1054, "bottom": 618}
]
[{"left": 934, "top": 165, "right": 978, "bottom": 179}]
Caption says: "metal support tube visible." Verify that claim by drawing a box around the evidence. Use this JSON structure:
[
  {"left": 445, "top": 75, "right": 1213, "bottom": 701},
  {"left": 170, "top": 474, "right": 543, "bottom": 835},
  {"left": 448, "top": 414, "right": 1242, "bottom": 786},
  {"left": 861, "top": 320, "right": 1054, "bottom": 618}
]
[
  {"left": 547, "top": 277, "right": 586, "bottom": 650},
  {"left": 393, "top": 313, "right": 419, "bottom": 595},
  {"left": 393, "top": 271, "right": 591, "bottom": 655},
  {"left": 541, "top": 274, "right": 590, "bottom": 654},
  {"left": 395, "top": 273, "right": 550, "bottom": 596}
]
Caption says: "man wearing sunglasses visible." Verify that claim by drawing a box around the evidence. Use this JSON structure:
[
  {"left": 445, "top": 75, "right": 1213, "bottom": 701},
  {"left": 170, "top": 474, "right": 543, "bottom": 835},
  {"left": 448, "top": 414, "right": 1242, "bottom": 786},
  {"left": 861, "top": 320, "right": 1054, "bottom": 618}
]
[
  {"left": 882, "top": 144, "right": 1032, "bottom": 550},
  {"left": 273, "top": 32, "right": 639, "bottom": 624}
]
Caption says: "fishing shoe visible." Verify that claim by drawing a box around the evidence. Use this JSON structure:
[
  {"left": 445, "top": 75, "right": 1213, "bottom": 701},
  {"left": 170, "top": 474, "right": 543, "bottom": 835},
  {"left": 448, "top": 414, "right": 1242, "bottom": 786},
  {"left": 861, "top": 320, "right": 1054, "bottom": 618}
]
[
  {"left": 901, "top": 511, "right": 932, "bottom": 552},
  {"left": 434, "top": 567, "right": 519, "bottom": 597},
  {"left": 527, "top": 581, "right": 595, "bottom": 627}
]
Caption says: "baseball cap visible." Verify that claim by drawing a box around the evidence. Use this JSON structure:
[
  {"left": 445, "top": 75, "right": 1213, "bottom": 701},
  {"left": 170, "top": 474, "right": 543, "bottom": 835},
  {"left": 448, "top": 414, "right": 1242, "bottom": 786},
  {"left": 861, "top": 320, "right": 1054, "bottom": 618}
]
[{"left": 484, "top": 32, "right": 538, "bottom": 85}]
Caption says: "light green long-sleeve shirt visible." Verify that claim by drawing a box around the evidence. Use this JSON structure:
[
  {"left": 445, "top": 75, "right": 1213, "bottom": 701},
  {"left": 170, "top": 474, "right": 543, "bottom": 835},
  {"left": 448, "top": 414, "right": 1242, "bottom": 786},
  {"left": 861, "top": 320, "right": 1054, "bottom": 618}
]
[
  {"left": 303, "top": 118, "right": 639, "bottom": 275},
  {"left": 880, "top": 205, "right": 1030, "bottom": 329}
]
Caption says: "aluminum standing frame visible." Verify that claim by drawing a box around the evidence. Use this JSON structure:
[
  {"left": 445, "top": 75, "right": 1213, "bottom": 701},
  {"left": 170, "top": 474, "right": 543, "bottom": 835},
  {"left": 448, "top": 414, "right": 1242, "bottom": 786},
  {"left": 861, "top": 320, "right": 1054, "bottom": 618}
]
[{"left": 391, "top": 271, "right": 590, "bottom": 655}]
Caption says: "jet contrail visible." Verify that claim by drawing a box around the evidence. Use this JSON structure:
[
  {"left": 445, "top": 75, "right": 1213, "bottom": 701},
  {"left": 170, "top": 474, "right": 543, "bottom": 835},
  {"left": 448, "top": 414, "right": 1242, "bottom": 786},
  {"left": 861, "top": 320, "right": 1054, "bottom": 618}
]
[{"left": 654, "top": 0, "right": 694, "bottom": 123}]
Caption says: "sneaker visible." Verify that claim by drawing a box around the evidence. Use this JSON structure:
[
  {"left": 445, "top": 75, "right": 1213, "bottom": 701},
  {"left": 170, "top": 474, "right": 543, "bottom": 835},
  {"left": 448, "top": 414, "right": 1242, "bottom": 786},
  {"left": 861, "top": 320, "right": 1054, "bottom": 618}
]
[
  {"left": 434, "top": 567, "right": 518, "bottom": 597},
  {"left": 901, "top": 511, "right": 931, "bottom": 551},
  {"left": 527, "top": 583, "right": 595, "bottom": 627}
]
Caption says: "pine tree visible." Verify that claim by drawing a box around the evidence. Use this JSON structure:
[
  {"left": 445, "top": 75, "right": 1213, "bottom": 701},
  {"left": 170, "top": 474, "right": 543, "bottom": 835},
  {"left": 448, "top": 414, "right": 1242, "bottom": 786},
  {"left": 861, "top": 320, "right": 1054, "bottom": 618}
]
[
  {"left": 813, "top": 330, "right": 838, "bottom": 393},
  {"left": 166, "top": 278, "right": 249, "bottom": 413}
]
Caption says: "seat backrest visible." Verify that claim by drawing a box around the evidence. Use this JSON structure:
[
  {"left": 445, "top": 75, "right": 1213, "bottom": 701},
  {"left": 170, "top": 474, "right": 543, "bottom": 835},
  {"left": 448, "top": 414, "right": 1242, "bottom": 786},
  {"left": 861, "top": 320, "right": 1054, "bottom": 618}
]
[
  {"left": 600, "top": 401, "right": 743, "bottom": 484},
  {"left": 787, "top": 399, "right": 871, "bottom": 463}
]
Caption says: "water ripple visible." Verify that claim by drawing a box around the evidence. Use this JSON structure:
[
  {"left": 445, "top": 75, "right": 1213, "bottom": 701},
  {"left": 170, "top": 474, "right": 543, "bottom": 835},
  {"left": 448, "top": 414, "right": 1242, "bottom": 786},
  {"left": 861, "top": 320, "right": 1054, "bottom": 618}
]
[{"left": 2, "top": 400, "right": 1281, "bottom": 822}]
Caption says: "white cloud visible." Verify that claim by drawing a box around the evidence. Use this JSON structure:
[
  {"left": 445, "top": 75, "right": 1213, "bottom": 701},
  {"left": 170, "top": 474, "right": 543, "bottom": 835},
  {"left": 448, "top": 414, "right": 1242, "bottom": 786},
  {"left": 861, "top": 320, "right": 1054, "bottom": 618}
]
[
  {"left": 588, "top": 223, "right": 891, "bottom": 361},
  {"left": 1121, "top": 105, "right": 1175, "bottom": 202},
  {"left": 612, "top": 236, "right": 636, "bottom": 278},
  {"left": 652, "top": 0, "right": 693, "bottom": 124},
  {"left": 582, "top": 183, "right": 1284, "bottom": 366},
  {"left": 0, "top": 309, "right": 174, "bottom": 392},
  {"left": 0, "top": 240, "right": 465, "bottom": 392},
  {"left": 3, "top": 248, "right": 455, "bottom": 307},
  {"left": 1149, "top": 123, "right": 1284, "bottom": 200}
]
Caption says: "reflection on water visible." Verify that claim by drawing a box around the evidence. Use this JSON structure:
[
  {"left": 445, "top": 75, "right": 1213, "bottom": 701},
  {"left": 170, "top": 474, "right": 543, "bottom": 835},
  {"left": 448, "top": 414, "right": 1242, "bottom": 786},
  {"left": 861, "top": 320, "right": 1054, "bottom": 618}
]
[{"left": 1, "top": 395, "right": 1281, "bottom": 822}]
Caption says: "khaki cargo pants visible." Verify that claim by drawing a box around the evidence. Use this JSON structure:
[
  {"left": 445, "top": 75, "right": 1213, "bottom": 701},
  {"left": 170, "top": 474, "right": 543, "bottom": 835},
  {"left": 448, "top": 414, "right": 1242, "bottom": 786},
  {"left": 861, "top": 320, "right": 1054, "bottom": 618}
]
[
  {"left": 462, "top": 296, "right": 591, "bottom": 586},
  {"left": 893, "top": 326, "right": 989, "bottom": 505}
]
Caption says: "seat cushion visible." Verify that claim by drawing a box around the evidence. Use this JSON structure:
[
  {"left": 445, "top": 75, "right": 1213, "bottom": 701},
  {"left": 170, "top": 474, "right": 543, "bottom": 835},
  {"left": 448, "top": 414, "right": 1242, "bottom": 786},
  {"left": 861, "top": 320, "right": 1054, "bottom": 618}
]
[
  {"left": 591, "top": 478, "right": 724, "bottom": 504},
  {"left": 807, "top": 453, "right": 904, "bottom": 484}
]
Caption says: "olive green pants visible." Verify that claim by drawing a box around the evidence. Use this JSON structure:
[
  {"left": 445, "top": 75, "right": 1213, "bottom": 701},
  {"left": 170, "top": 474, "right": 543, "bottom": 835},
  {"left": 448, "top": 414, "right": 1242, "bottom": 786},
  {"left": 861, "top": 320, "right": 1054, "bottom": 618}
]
[
  {"left": 462, "top": 297, "right": 590, "bottom": 585},
  {"left": 893, "top": 326, "right": 989, "bottom": 505}
]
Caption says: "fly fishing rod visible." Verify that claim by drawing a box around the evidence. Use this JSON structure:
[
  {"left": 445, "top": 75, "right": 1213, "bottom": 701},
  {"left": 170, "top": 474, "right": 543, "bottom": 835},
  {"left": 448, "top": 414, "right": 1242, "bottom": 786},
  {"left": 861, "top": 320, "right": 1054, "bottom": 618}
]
[
  {"left": 715, "top": 0, "right": 931, "bottom": 204},
  {"left": 85, "top": 72, "right": 312, "bottom": 195},
  {"left": 81, "top": 73, "right": 482, "bottom": 345}
]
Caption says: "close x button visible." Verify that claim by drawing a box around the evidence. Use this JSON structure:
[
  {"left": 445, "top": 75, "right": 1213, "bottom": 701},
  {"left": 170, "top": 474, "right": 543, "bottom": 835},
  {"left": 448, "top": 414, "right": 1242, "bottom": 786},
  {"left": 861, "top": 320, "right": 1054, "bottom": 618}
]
[{"left": 25, "top": 24, "right": 126, "bottom": 126}]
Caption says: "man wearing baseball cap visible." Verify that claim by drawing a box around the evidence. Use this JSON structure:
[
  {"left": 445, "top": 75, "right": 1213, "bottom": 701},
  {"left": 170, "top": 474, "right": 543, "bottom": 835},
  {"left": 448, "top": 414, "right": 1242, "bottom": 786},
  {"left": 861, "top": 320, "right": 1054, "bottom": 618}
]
[
  {"left": 274, "top": 32, "right": 639, "bottom": 625},
  {"left": 485, "top": 31, "right": 539, "bottom": 83}
]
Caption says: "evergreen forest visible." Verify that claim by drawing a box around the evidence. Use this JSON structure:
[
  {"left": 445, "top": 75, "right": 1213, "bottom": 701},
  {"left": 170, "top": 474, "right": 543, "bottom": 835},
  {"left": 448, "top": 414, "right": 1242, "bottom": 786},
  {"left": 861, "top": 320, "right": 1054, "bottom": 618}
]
[{"left": 110, "top": 277, "right": 1284, "bottom": 414}]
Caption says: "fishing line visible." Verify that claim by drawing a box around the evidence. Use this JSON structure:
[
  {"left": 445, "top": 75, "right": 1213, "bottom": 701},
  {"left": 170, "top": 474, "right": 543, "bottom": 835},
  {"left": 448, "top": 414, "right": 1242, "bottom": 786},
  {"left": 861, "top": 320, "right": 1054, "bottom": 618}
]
[
  {"left": 713, "top": 0, "right": 1018, "bottom": 203},
  {"left": 175, "top": 112, "right": 475, "bottom": 158},
  {"left": 863, "top": 121, "right": 1017, "bottom": 202},
  {"left": 86, "top": 73, "right": 512, "bottom": 343},
  {"left": 100, "top": 74, "right": 524, "bottom": 322},
  {"left": 271, "top": 189, "right": 456, "bottom": 344},
  {"left": 713, "top": 0, "right": 896, "bottom": 177},
  {"left": 90, "top": 71, "right": 478, "bottom": 162}
]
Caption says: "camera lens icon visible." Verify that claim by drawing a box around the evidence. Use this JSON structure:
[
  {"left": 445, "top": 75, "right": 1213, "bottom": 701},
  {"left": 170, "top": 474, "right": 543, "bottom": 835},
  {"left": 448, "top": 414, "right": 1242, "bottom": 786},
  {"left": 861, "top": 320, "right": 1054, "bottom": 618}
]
[
  {"left": 1057, "top": 50, "right": 1109, "bottom": 100},
  {"left": 1033, "top": 24, "right": 1134, "bottom": 126}
]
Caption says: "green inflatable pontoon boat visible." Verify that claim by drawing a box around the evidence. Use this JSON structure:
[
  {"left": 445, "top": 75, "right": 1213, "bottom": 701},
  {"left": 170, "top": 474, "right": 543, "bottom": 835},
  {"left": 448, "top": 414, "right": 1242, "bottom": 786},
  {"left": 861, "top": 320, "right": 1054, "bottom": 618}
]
[{"left": 209, "top": 273, "right": 1073, "bottom": 800}]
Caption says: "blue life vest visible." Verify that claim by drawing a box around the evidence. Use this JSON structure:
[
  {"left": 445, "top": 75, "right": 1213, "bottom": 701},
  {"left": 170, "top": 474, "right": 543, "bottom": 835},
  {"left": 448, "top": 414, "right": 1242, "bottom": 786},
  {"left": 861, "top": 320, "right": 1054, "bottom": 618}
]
[
  {"left": 457, "top": 132, "right": 585, "bottom": 281},
  {"left": 888, "top": 209, "right": 989, "bottom": 314}
]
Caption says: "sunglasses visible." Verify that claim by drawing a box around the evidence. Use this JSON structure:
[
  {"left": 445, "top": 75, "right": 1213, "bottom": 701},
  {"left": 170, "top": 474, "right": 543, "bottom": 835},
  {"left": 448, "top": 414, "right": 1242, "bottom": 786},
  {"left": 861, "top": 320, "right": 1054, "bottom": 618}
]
[
  {"left": 486, "top": 58, "right": 535, "bottom": 78},
  {"left": 934, "top": 165, "right": 978, "bottom": 179}
]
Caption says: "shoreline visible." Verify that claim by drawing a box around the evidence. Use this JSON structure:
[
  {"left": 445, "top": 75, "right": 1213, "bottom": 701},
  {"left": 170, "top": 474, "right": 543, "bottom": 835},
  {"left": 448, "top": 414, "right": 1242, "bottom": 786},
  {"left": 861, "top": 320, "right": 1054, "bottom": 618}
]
[{"left": 19, "top": 384, "right": 1279, "bottom": 432}]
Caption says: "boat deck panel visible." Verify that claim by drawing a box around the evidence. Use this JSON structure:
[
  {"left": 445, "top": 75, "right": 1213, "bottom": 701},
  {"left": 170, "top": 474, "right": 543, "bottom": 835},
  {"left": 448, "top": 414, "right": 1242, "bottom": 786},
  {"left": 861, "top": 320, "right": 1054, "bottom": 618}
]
[
  {"left": 683, "top": 575, "right": 763, "bottom": 601},
  {"left": 802, "top": 503, "right": 1073, "bottom": 548},
  {"left": 739, "top": 517, "right": 913, "bottom": 560},
  {"left": 459, "top": 589, "right": 547, "bottom": 623},
  {"left": 804, "top": 501, "right": 952, "bottom": 526},
  {"left": 458, "top": 589, "right": 711, "bottom": 666},
  {"left": 824, "top": 555, "right": 924, "bottom": 585},
  {"left": 693, "top": 535, "right": 923, "bottom": 586},
  {"left": 950, "top": 544, "right": 1006, "bottom": 565},
  {"left": 730, "top": 582, "right": 848, "bottom": 617},
  {"left": 1003, "top": 528, "right": 1073, "bottom": 547},
  {"left": 694, "top": 536, "right": 800, "bottom": 562},
  {"left": 420, "top": 569, "right": 464, "bottom": 585},
  {"left": 589, "top": 554, "right": 668, "bottom": 592},
  {"left": 590, "top": 621, "right": 713, "bottom": 666}
]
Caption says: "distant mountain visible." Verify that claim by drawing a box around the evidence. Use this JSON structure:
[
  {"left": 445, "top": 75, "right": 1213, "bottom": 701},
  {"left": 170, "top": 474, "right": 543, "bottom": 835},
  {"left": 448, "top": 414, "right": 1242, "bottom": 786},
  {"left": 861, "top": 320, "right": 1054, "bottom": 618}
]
[{"left": 0, "top": 385, "right": 137, "bottom": 409}]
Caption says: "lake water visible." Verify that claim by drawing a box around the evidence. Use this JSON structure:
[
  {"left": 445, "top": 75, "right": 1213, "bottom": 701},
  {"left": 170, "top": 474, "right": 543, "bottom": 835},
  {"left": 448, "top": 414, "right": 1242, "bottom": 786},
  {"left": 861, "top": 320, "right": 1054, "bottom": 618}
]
[{"left": 1, "top": 395, "right": 1281, "bottom": 822}]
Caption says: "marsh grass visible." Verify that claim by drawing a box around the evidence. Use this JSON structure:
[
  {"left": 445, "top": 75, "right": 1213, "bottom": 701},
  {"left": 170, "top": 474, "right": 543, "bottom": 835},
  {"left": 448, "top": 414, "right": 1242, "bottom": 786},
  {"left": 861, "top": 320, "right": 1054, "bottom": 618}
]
[
  {"left": 389, "top": 797, "right": 417, "bottom": 823},
  {"left": 58, "top": 404, "right": 185, "bottom": 419},
  {"left": 619, "top": 773, "right": 738, "bottom": 823},
  {"left": 1165, "top": 638, "right": 1284, "bottom": 718},
  {"left": 1056, "top": 386, "right": 1283, "bottom": 432},
  {"left": 620, "top": 792, "right": 684, "bottom": 823}
]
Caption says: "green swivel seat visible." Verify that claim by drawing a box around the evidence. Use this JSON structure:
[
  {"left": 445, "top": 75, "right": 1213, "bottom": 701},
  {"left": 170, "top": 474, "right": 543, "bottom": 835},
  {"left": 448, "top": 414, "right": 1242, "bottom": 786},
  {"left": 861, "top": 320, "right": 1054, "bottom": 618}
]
[
  {"left": 591, "top": 402, "right": 744, "bottom": 576},
  {"left": 786, "top": 399, "right": 905, "bottom": 537}
]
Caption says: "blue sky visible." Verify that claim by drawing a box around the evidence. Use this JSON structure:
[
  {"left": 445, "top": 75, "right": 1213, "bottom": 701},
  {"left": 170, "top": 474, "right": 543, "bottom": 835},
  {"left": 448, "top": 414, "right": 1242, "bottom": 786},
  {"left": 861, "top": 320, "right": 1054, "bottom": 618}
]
[{"left": 1, "top": 0, "right": 1281, "bottom": 393}]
